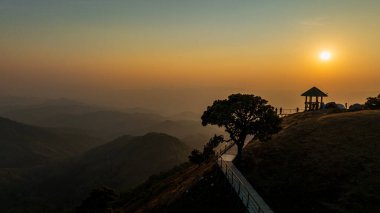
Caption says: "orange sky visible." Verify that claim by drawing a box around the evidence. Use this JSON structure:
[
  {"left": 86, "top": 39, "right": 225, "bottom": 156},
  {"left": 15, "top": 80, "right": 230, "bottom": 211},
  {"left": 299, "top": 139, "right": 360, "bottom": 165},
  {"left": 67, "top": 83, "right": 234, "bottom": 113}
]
[{"left": 0, "top": 1, "right": 379, "bottom": 113}]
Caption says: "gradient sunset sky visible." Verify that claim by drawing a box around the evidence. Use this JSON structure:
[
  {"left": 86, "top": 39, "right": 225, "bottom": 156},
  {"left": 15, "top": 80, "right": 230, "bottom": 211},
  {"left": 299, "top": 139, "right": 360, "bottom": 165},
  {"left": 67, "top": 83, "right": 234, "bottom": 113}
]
[{"left": 1, "top": 0, "right": 379, "bottom": 113}]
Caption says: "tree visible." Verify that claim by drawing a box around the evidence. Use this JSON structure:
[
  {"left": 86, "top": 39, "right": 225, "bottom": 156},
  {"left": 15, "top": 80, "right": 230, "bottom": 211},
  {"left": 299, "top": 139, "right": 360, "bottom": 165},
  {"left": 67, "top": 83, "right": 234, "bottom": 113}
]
[
  {"left": 365, "top": 94, "right": 380, "bottom": 109},
  {"left": 201, "top": 93, "right": 281, "bottom": 164}
]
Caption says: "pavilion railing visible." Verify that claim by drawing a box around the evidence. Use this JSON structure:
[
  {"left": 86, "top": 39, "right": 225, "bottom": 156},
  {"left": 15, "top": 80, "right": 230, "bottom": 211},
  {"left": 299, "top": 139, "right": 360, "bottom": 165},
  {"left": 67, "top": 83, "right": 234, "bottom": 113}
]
[{"left": 275, "top": 108, "right": 304, "bottom": 116}]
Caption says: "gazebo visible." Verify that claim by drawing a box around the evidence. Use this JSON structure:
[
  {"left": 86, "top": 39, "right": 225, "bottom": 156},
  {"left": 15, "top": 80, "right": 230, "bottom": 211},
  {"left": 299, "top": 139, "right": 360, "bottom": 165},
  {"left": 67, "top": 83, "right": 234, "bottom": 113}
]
[{"left": 301, "top": 86, "right": 328, "bottom": 111}]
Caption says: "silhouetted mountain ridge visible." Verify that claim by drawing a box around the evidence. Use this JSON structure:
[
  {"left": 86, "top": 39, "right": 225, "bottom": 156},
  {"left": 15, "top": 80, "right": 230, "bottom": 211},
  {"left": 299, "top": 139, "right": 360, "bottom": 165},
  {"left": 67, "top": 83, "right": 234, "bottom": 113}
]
[{"left": 0, "top": 116, "right": 104, "bottom": 168}]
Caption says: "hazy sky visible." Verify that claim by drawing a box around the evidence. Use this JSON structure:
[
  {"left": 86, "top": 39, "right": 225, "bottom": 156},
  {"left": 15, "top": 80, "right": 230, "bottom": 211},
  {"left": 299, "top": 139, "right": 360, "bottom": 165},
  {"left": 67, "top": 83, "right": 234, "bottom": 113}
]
[{"left": 1, "top": 0, "right": 379, "bottom": 113}]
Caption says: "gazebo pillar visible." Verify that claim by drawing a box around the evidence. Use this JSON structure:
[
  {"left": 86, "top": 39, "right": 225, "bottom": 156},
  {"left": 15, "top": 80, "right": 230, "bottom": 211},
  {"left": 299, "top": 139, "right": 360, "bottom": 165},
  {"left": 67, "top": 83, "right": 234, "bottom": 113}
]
[
  {"left": 301, "top": 87, "right": 328, "bottom": 111},
  {"left": 309, "top": 96, "right": 312, "bottom": 111},
  {"left": 321, "top": 96, "right": 324, "bottom": 109},
  {"left": 316, "top": 96, "right": 319, "bottom": 110},
  {"left": 304, "top": 96, "right": 307, "bottom": 110}
]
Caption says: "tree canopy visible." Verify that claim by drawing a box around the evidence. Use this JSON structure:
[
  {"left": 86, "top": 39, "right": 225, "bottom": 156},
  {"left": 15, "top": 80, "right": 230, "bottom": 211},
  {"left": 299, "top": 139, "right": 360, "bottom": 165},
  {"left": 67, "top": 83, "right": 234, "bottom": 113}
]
[
  {"left": 365, "top": 94, "right": 380, "bottom": 109},
  {"left": 201, "top": 93, "right": 281, "bottom": 163}
]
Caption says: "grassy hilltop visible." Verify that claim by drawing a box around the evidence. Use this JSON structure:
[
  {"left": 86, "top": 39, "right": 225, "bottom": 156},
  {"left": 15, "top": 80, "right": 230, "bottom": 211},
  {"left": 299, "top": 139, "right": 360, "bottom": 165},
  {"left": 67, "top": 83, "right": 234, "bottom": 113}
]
[{"left": 240, "top": 110, "right": 380, "bottom": 213}]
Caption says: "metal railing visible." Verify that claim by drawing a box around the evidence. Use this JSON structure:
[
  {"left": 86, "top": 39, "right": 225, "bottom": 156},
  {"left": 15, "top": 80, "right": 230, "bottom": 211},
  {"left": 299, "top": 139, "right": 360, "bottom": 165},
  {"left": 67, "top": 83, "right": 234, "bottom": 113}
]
[
  {"left": 217, "top": 158, "right": 273, "bottom": 213},
  {"left": 214, "top": 143, "right": 273, "bottom": 213}
]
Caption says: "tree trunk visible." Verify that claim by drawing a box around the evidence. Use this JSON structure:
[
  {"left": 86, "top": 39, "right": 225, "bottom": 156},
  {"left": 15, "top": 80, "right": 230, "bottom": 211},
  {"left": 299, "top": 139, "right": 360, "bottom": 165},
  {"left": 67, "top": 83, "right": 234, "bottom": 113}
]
[{"left": 235, "top": 142, "right": 244, "bottom": 165}]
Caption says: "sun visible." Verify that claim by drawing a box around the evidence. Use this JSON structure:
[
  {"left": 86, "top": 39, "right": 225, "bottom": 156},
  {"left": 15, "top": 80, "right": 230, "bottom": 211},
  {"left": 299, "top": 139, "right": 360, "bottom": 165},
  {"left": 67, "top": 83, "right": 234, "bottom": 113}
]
[{"left": 320, "top": 51, "right": 332, "bottom": 61}]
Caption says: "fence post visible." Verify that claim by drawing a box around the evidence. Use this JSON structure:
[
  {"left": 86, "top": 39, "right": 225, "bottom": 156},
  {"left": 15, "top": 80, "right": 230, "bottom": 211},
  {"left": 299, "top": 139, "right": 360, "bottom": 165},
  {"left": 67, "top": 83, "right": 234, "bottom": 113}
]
[{"left": 246, "top": 192, "right": 250, "bottom": 208}]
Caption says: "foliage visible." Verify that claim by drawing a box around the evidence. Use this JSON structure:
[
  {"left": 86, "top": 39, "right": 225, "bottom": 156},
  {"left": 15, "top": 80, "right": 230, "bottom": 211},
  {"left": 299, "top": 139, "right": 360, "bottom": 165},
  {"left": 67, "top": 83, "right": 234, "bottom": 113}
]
[
  {"left": 188, "top": 149, "right": 204, "bottom": 165},
  {"left": 76, "top": 187, "right": 118, "bottom": 213},
  {"left": 365, "top": 94, "right": 380, "bottom": 109},
  {"left": 202, "top": 134, "right": 224, "bottom": 160},
  {"left": 201, "top": 93, "right": 281, "bottom": 163},
  {"left": 188, "top": 135, "right": 225, "bottom": 164}
]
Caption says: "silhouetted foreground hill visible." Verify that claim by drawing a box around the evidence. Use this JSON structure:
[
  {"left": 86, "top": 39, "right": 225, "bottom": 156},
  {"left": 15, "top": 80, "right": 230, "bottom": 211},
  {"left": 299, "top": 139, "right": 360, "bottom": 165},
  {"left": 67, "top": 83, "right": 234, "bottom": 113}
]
[
  {"left": 0, "top": 133, "right": 191, "bottom": 212},
  {"left": 0, "top": 116, "right": 104, "bottom": 168},
  {"left": 240, "top": 110, "right": 380, "bottom": 213}
]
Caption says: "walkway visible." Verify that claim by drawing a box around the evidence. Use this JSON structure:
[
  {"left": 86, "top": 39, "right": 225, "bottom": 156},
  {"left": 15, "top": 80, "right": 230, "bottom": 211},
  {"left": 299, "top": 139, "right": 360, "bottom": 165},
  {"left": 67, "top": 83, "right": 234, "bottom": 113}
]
[{"left": 215, "top": 142, "right": 273, "bottom": 213}]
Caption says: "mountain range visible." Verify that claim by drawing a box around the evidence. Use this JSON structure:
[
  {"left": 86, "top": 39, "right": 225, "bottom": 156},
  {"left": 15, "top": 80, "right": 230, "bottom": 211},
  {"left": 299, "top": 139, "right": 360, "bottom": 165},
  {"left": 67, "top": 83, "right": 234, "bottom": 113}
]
[
  {"left": 0, "top": 98, "right": 222, "bottom": 148},
  {"left": 0, "top": 98, "right": 222, "bottom": 212},
  {"left": 0, "top": 114, "right": 193, "bottom": 212},
  {"left": 0, "top": 116, "right": 104, "bottom": 168}
]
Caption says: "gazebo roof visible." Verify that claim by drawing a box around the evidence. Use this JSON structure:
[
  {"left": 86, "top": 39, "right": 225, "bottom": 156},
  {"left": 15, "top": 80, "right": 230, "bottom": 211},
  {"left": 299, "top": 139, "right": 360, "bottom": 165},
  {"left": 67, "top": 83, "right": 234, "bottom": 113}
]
[{"left": 301, "top": 86, "right": 328, "bottom": 97}]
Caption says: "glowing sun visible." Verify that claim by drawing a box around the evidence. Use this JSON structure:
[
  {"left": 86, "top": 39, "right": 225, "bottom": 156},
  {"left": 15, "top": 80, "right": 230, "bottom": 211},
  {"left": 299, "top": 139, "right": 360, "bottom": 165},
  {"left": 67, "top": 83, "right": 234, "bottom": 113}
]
[{"left": 320, "top": 51, "right": 332, "bottom": 61}]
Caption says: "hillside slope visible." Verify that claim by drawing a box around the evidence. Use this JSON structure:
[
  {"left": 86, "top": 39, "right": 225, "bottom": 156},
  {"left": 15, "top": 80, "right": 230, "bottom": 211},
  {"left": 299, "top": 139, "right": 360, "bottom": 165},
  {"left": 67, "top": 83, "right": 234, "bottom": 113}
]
[
  {"left": 0, "top": 117, "right": 104, "bottom": 168},
  {"left": 108, "top": 161, "right": 246, "bottom": 213},
  {"left": 240, "top": 110, "right": 380, "bottom": 213},
  {"left": 0, "top": 133, "right": 191, "bottom": 212},
  {"left": 76, "top": 132, "right": 191, "bottom": 190}
]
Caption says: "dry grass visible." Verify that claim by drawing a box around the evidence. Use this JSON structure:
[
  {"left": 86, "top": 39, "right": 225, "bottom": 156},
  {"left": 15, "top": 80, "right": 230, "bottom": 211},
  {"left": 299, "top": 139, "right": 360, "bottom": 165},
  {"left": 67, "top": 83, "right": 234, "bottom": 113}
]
[
  {"left": 240, "top": 110, "right": 380, "bottom": 213},
  {"left": 113, "top": 160, "right": 246, "bottom": 213},
  {"left": 129, "top": 163, "right": 213, "bottom": 213}
]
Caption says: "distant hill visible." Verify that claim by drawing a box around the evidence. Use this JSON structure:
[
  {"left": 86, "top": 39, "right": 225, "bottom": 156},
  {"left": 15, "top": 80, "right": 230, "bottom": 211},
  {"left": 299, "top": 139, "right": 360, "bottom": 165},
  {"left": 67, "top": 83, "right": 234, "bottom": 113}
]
[
  {"left": 1, "top": 101, "right": 220, "bottom": 148},
  {"left": 75, "top": 132, "right": 191, "bottom": 191},
  {"left": 27, "top": 110, "right": 164, "bottom": 140},
  {"left": 167, "top": 111, "right": 201, "bottom": 121},
  {"left": 147, "top": 119, "right": 224, "bottom": 148},
  {"left": 0, "top": 100, "right": 167, "bottom": 140},
  {"left": 181, "top": 133, "right": 215, "bottom": 150},
  {"left": 0, "top": 98, "right": 105, "bottom": 126},
  {"left": 240, "top": 110, "right": 380, "bottom": 213},
  {"left": 0, "top": 96, "right": 45, "bottom": 112},
  {"left": 0, "top": 133, "right": 191, "bottom": 212},
  {"left": 118, "top": 107, "right": 159, "bottom": 114},
  {"left": 0, "top": 117, "right": 104, "bottom": 168},
  {"left": 148, "top": 120, "right": 210, "bottom": 138}
]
